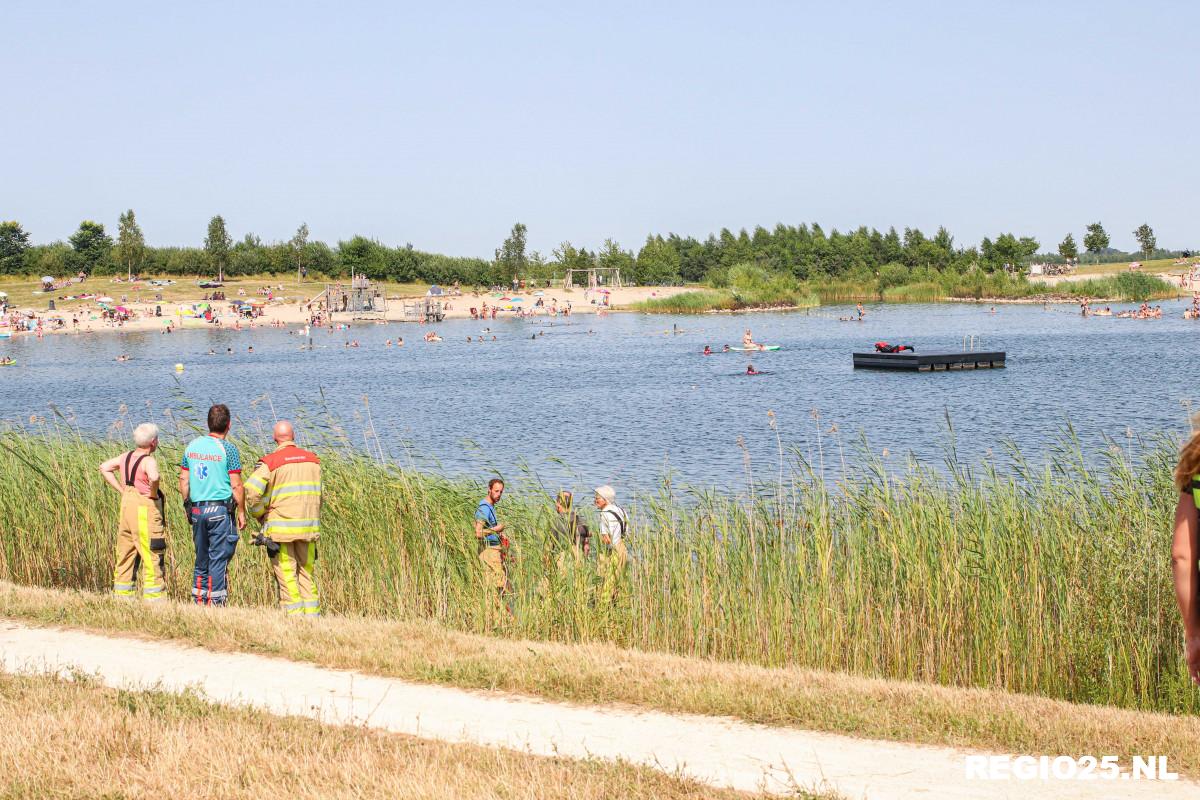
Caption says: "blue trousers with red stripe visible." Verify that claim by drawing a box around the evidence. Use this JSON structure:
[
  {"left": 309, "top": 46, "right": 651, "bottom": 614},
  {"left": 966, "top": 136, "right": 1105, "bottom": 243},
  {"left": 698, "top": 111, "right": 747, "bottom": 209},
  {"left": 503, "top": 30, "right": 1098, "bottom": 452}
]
[{"left": 190, "top": 502, "right": 239, "bottom": 605}]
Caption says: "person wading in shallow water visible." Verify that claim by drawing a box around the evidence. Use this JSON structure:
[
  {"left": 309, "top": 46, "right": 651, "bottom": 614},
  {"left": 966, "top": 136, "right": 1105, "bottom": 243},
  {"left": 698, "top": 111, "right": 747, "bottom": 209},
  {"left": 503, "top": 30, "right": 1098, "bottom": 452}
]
[{"left": 1171, "top": 428, "right": 1200, "bottom": 685}]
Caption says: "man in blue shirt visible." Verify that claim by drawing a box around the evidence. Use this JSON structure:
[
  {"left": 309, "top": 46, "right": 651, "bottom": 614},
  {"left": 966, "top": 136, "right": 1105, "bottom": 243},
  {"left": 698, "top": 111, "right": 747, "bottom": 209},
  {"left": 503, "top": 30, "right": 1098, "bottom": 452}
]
[
  {"left": 473, "top": 478, "right": 509, "bottom": 597},
  {"left": 178, "top": 403, "right": 245, "bottom": 605}
]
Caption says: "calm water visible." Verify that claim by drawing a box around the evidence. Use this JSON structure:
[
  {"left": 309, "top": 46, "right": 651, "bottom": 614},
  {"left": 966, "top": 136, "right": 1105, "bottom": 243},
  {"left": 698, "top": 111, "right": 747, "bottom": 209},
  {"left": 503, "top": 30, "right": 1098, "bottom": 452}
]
[{"left": 1, "top": 302, "right": 1193, "bottom": 490}]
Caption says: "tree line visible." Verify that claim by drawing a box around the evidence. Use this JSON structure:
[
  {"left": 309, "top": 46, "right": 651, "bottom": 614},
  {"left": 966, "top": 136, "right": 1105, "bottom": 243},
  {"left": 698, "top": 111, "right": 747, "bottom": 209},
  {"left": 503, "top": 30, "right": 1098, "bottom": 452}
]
[{"left": 0, "top": 213, "right": 1186, "bottom": 287}]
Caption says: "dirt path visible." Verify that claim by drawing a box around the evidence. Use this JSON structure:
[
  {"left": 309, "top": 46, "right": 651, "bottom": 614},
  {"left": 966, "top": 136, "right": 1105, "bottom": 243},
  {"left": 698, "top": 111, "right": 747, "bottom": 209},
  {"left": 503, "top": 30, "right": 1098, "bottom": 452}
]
[{"left": 0, "top": 620, "right": 1193, "bottom": 799}]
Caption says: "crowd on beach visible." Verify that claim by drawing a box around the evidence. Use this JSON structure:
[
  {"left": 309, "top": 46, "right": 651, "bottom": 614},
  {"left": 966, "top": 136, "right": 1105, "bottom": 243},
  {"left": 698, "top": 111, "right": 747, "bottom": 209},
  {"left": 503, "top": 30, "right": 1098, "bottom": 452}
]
[{"left": 97, "top": 403, "right": 634, "bottom": 618}]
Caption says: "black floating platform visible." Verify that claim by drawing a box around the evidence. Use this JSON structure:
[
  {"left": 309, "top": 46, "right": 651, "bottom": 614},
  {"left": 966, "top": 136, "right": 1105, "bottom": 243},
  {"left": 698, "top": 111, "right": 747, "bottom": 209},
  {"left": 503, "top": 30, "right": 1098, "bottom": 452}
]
[{"left": 853, "top": 351, "right": 1006, "bottom": 372}]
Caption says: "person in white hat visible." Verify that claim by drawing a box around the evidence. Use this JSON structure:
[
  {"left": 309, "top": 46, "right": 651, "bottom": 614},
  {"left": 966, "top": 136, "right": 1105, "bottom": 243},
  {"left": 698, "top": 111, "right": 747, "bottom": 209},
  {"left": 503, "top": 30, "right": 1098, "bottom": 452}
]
[{"left": 594, "top": 485, "right": 628, "bottom": 597}]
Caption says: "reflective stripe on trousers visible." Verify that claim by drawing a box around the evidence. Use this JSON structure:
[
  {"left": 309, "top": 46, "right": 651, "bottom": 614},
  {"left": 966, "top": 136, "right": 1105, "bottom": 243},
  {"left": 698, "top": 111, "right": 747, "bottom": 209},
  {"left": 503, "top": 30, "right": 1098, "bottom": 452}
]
[
  {"left": 271, "top": 539, "right": 320, "bottom": 616},
  {"left": 113, "top": 487, "right": 166, "bottom": 601}
]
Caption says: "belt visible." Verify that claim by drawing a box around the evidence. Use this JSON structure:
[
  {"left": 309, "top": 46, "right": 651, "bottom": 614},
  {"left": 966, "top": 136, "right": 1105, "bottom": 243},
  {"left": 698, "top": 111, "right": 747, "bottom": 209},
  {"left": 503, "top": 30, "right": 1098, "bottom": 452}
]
[{"left": 193, "top": 499, "right": 233, "bottom": 506}]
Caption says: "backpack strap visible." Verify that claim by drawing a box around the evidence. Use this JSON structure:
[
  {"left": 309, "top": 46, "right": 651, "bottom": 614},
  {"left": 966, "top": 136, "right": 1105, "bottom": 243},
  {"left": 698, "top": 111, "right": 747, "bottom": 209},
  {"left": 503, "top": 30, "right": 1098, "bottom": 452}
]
[{"left": 604, "top": 508, "right": 627, "bottom": 539}]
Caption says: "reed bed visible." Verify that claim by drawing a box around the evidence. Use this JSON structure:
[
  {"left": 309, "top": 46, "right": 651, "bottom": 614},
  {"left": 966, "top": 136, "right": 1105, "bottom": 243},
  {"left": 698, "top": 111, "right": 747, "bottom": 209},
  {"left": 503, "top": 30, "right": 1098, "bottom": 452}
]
[
  {"left": 632, "top": 289, "right": 819, "bottom": 314},
  {"left": 0, "top": 414, "right": 1192, "bottom": 716}
]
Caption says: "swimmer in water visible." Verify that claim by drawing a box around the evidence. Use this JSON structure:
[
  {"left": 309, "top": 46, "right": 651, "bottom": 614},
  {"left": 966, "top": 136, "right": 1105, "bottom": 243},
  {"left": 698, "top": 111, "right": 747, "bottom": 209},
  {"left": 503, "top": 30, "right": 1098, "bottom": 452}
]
[
  {"left": 722, "top": 344, "right": 731, "bottom": 352},
  {"left": 746, "top": 364, "right": 760, "bottom": 375},
  {"left": 116, "top": 354, "right": 130, "bottom": 362},
  {"left": 248, "top": 346, "right": 254, "bottom": 353},
  {"left": 703, "top": 345, "right": 713, "bottom": 355},
  {"left": 207, "top": 349, "right": 215, "bottom": 356},
  {"left": 226, "top": 347, "right": 232, "bottom": 355}
]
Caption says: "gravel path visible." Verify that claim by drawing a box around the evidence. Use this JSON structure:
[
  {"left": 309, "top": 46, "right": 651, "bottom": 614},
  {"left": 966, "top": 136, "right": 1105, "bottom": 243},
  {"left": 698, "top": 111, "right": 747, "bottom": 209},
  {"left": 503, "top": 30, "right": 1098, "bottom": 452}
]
[{"left": 0, "top": 621, "right": 1194, "bottom": 799}]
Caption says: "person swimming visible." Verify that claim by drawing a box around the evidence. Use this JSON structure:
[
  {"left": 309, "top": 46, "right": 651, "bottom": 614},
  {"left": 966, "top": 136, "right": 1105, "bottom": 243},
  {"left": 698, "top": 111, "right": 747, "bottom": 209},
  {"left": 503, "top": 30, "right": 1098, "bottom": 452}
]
[
  {"left": 722, "top": 344, "right": 731, "bottom": 352},
  {"left": 746, "top": 364, "right": 760, "bottom": 375},
  {"left": 703, "top": 345, "right": 713, "bottom": 355}
]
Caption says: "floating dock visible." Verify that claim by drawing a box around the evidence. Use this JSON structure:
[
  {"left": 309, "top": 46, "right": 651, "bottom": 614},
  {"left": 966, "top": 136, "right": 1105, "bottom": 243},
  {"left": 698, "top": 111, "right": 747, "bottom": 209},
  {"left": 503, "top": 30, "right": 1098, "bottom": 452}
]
[{"left": 852, "top": 351, "right": 1006, "bottom": 371}]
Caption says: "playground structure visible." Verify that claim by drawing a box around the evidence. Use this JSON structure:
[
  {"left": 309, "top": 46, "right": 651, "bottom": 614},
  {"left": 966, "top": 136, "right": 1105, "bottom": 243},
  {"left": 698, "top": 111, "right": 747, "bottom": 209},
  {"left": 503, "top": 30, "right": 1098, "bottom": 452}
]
[
  {"left": 562, "top": 267, "right": 623, "bottom": 292},
  {"left": 401, "top": 297, "right": 446, "bottom": 322},
  {"left": 319, "top": 274, "right": 387, "bottom": 319}
]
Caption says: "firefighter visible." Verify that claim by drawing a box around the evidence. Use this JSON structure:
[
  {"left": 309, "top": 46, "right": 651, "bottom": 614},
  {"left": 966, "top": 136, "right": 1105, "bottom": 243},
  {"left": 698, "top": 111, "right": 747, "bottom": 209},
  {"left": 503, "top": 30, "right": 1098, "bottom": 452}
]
[
  {"left": 244, "top": 420, "right": 323, "bottom": 616},
  {"left": 98, "top": 423, "right": 168, "bottom": 601}
]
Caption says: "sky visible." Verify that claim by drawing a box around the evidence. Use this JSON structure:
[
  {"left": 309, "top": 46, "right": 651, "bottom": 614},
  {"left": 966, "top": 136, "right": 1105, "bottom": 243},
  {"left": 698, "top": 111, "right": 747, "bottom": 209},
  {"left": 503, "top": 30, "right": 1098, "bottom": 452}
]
[{"left": 3, "top": 0, "right": 1198, "bottom": 257}]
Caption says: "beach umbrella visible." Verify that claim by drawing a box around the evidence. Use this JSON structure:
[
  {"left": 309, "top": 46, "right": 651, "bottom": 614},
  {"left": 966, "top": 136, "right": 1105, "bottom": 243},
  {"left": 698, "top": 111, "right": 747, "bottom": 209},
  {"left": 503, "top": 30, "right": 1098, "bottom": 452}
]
[
  {"left": 427, "top": 285, "right": 444, "bottom": 296},
  {"left": 0, "top": 291, "right": 8, "bottom": 298},
  {"left": 97, "top": 296, "right": 114, "bottom": 303},
  {"left": 114, "top": 306, "right": 128, "bottom": 313},
  {"left": 41, "top": 276, "right": 53, "bottom": 283},
  {"left": 511, "top": 297, "right": 524, "bottom": 302}
]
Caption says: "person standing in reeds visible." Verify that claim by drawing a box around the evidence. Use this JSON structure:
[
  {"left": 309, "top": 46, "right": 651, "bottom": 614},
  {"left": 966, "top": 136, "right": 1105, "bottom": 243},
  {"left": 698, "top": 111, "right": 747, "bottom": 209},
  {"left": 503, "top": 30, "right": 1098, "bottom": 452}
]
[
  {"left": 1172, "top": 433, "right": 1200, "bottom": 685},
  {"left": 243, "top": 421, "right": 323, "bottom": 617},
  {"left": 594, "top": 485, "right": 628, "bottom": 599},
  {"left": 550, "top": 491, "right": 590, "bottom": 571},
  {"left": 474, "top": 478, "right": 511, "bottom": 597},
  {"left": 98, "top": 423, "right": 168, "bottom": 602},
  {"left": 179, "top": 404, "right": 246, "bottom": 606}
]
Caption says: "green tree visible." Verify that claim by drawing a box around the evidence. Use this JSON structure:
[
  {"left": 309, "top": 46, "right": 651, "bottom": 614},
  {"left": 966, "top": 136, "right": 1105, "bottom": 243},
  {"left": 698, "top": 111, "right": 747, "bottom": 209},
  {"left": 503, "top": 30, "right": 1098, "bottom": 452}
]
[
  {"left": 1133, "top": 223, "right": 1156, "bottom": 259},
  {"left": 68, "top": 220, "right": 113, "bottom": 276},
  {"left": 1057, "top": 233, "right": 1078, "bottom": 264},
  {"left": 290, "top": 222, "right": 309, "bottom": 283},
  {"left": 597, "top": 238, "right": 634, "bottom": 286},
  {"left": 0, "top": 221, "right": 31, "bottom": 275},
  {"left": 204, "top": 215, "right": 232, "bottom": 281},
  {"left": 635, "top": 234, "right": 682, "bottom": 285},
  {"left": 495, "top": 222, "right": 528, "bottom": 282},
  {"left": 1083, "top": 222, "right": 1110, "bottom": 258},
  {"left": 989, "top": 233, "right": 1039, "bottom": 274},
  {"left": 115, "top": 209, "right": 145, "bottom": 281}
]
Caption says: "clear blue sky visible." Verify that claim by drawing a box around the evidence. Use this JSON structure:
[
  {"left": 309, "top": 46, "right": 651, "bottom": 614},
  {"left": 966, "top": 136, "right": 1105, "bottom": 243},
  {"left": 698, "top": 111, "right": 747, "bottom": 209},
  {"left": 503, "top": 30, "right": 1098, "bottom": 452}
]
[{"left": 3, "top": 0, "right": 1197, "bottom": 257}]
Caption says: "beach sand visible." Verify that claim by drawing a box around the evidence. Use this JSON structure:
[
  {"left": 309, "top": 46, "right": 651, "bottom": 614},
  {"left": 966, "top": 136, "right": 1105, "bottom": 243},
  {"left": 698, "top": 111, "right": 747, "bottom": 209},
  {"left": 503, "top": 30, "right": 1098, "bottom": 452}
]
[{"left": 2, "top": 283, "right": 696, "bottom": 338}]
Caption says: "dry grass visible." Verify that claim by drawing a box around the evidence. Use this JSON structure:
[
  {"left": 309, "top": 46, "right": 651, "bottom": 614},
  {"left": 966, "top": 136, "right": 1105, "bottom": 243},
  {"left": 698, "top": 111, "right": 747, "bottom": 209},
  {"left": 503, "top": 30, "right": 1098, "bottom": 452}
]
[
  {"left": 0, "top": 670, "right": 784, "bottom": 800},
  {"left": 4, "top": 582, "right": 1198, "bottom": 779}
]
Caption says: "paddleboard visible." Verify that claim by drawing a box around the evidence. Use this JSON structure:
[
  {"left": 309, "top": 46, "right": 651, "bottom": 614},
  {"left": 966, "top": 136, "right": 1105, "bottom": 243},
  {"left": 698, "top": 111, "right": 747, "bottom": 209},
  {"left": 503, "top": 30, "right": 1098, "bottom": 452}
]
[{"left": 730, "top": 345, "right": 780, "bottom": 351}]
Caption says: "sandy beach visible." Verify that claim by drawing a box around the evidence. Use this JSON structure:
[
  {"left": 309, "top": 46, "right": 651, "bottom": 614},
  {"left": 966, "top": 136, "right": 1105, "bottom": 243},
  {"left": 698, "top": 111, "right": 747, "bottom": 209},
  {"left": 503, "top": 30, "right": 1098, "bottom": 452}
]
[{"left": 1, "top": 282, "right": 696, "bottom": 338}]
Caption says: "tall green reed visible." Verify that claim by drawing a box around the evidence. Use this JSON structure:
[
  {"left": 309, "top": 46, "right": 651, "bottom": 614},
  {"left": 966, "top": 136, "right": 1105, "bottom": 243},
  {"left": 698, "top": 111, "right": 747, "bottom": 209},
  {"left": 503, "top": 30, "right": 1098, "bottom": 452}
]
[{"left": 0, "top": 408, "right": 1192, "bottom": 714}]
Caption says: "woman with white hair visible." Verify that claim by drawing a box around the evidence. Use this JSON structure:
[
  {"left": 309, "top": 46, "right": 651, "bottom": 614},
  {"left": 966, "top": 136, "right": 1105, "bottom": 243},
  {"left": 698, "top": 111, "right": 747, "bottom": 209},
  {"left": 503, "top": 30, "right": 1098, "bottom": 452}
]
[
  {"left": 98, "top": 423, "right": 168, "bottom": 602},
  {"left": 594, "top": 485, "right": 628, "bottom": 599}
]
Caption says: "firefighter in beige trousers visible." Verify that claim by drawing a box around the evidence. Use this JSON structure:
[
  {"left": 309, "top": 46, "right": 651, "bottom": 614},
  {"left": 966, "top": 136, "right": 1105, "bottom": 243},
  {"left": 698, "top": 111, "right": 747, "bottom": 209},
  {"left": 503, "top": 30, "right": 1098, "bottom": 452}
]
[
  {"left": 244, "top": 421, "right": 323, "bottom": 616},
  {"left": 98, "top": 423, "right": 168, "bottom": 601}
]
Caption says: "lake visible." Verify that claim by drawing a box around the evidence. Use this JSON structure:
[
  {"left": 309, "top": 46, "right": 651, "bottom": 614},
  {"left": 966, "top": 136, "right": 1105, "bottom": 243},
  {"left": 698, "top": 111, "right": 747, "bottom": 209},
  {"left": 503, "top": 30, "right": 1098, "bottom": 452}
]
[{"left": 1, "top": 301, "right": 1194, "bottom": 491}]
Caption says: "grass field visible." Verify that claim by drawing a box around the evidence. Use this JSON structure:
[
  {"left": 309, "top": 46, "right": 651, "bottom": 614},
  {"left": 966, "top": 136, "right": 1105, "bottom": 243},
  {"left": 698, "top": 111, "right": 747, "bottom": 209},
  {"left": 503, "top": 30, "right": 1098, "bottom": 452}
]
[
  {"left": 0, "top": 421, "right": 1194, "bottom": 721},
  {"left": 5, "top": 582, "right": 1198, "bottom": 778},
  {"left": 1066, "top": 257, "right": 1189, "bottom": 278},
  {"left": 0, "top": 668, "right": 783, "bottom": 800}
]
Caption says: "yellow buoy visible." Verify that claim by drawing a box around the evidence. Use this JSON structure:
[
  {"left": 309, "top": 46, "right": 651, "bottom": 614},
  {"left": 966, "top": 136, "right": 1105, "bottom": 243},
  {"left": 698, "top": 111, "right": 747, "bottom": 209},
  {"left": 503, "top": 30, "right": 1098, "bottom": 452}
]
[{"left": 175, "top": 363, "right": 184, "bottom": 372}]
